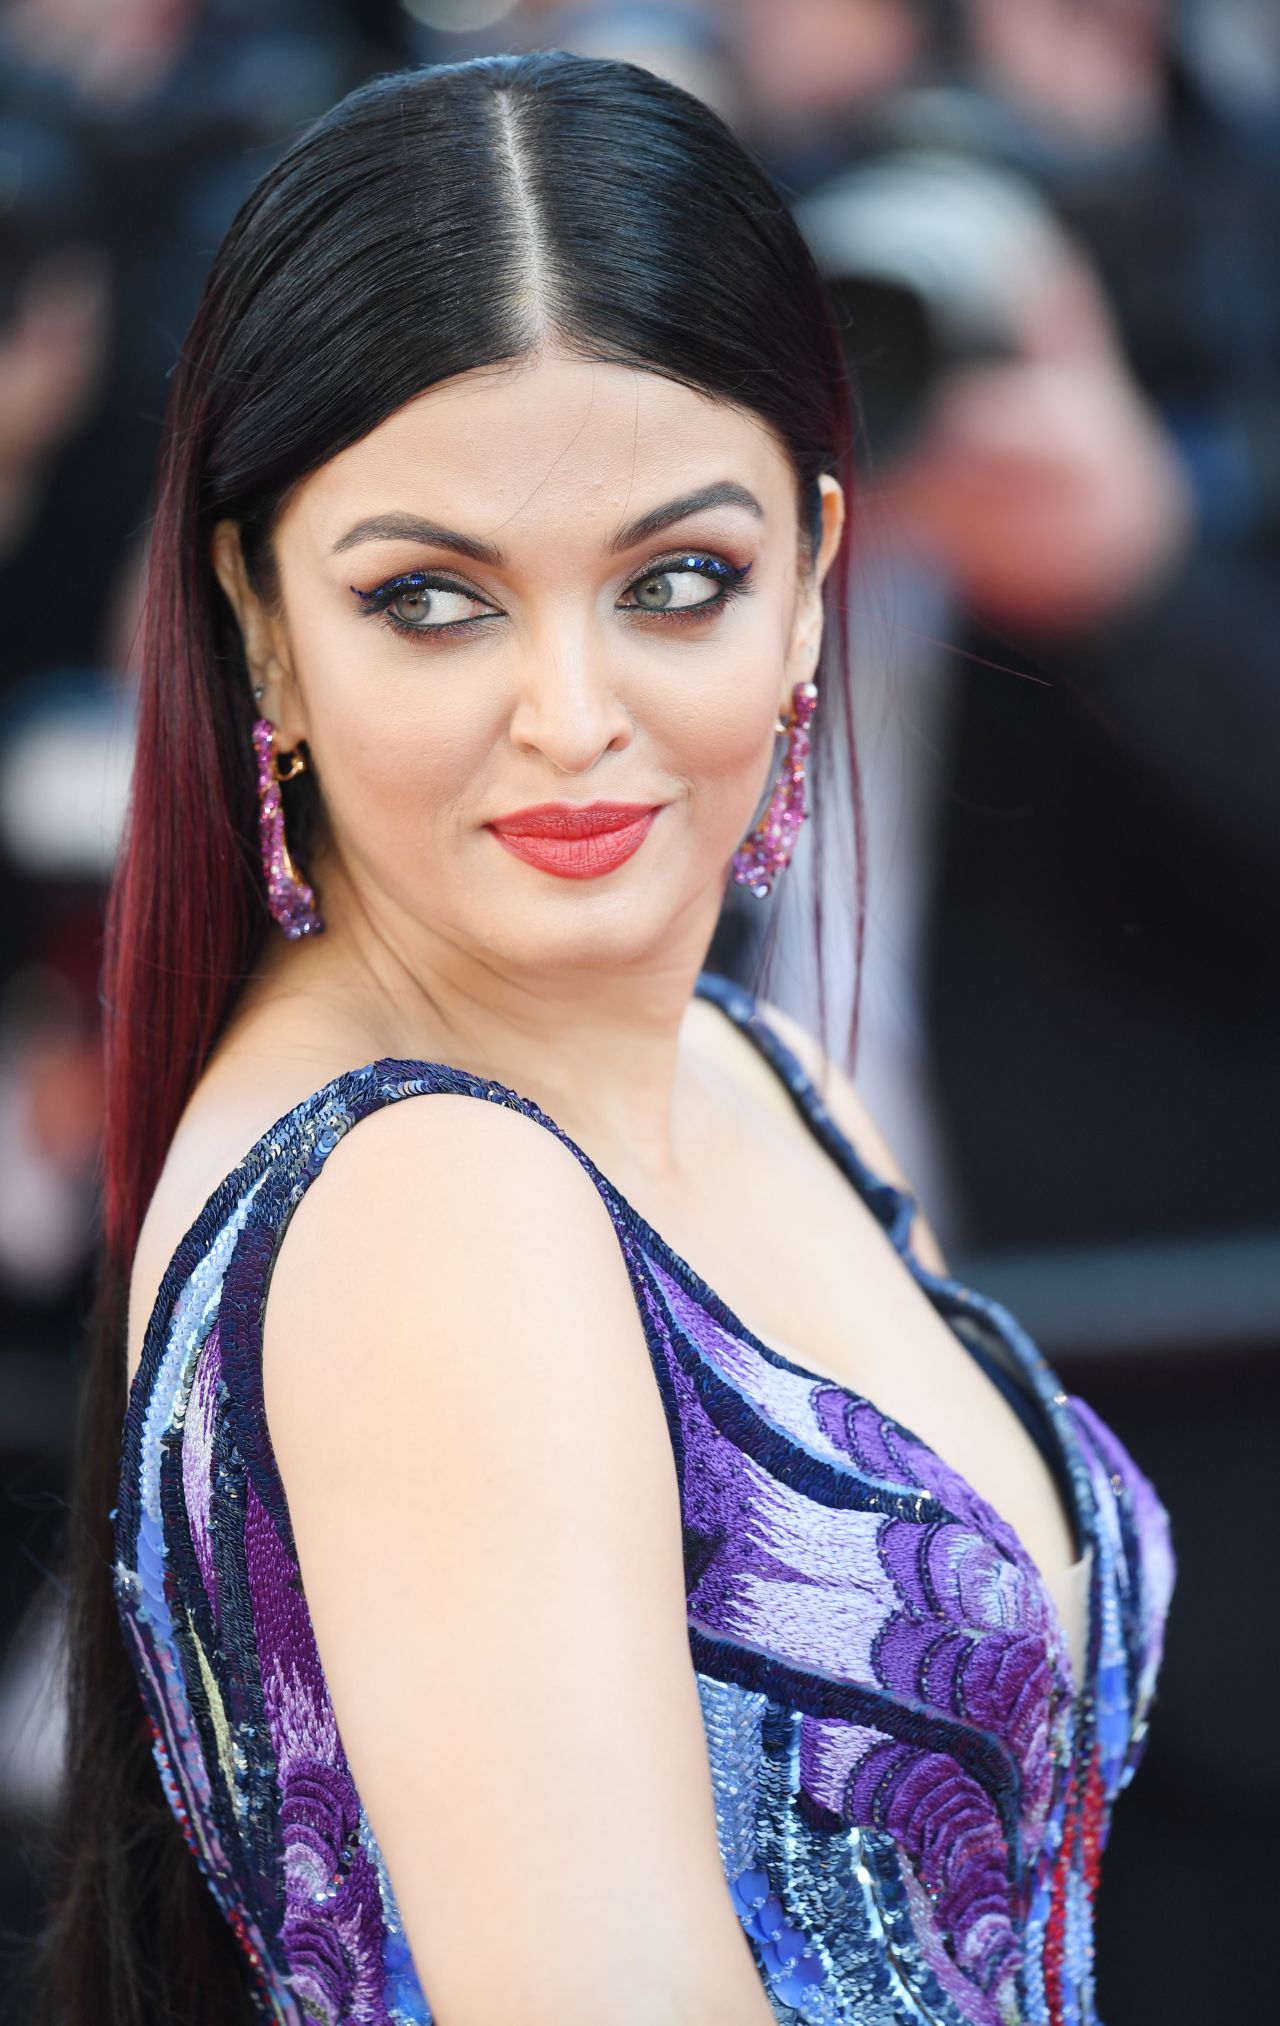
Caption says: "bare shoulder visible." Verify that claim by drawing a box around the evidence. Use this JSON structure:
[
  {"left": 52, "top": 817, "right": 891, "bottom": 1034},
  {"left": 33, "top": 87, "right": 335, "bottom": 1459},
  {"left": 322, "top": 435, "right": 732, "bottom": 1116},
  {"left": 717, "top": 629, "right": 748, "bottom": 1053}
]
[
  {"left": 267, "top": 1086, "right": 638, "bottom": 1344},
  {"left": 260, "top": 1089, "right": 775, "bottom": 2024},
  {"left": 264, "top": 1090, "right": 663, "bottom": 1507},
  {"left": 753, "top": 994, "right": 950, "bottom": 1277}
]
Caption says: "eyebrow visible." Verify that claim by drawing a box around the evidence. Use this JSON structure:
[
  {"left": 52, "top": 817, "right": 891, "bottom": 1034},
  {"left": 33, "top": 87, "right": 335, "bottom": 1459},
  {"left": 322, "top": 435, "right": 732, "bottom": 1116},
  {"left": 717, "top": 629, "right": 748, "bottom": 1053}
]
[
  {"left": 608, "top": 481, "right": 765, "bottom": 553},
  {"left": 330, "top": 480, "right": 765, "bottom": 563},
  {"left": 331, "top": 512, "right": 501, "bottom": 564}
]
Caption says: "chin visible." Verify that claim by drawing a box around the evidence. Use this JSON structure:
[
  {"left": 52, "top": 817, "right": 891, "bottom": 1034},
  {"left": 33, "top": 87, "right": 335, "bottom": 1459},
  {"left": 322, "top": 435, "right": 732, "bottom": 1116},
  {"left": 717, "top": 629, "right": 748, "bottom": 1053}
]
[{"left": 465, "top": 878, "right": 700, "bottom": 975}]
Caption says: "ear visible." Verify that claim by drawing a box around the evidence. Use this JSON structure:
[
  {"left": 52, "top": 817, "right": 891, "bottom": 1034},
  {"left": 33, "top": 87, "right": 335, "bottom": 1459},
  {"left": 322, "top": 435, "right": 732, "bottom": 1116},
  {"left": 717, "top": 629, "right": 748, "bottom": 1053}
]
[
  {"left": 782, "top": 473, "right": 845, "bottom": 713},
  {"left": 210, "top": 519, "right": 307, "bottom": 745}
]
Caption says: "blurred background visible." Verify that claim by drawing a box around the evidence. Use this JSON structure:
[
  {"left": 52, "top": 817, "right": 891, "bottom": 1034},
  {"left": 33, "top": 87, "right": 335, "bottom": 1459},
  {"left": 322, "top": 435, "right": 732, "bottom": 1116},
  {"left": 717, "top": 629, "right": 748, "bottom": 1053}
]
[{"left": 0, "top": 1, "right": 1274, "bottom": 2017}]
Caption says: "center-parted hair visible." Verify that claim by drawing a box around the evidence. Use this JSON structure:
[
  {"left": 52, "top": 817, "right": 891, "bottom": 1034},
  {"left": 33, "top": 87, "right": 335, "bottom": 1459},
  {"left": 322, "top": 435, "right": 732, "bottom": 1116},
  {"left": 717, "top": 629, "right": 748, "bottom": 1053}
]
[
  {"left": 118, "top": 47, "right": 862, "bottom": 1269},
  {"left": 33, "top": 51, "right": 862, "bottom": 2025}
]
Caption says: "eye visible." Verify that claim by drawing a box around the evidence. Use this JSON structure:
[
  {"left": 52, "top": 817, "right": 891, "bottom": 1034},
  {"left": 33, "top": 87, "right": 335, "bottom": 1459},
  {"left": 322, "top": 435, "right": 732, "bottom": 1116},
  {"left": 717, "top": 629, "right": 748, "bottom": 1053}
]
[
  {"left": 386, "top": 582, "right": 490, "bottom": 629},
  {"left": 619, "top": 554, "right": 751, "bottom": 620},
  {"left": 625, "top": 568, "right": 718, "bottom": 614},
  {"left": 352, "top": 571, "right": 497, "bottom": 637}
]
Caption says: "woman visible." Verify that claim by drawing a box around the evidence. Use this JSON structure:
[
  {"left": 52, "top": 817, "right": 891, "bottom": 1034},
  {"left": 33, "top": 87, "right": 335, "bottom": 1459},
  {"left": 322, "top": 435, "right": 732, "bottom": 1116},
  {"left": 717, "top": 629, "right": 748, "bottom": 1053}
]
[{"left": 34, "top": 50, "right": 1173, "bottom": 2026}]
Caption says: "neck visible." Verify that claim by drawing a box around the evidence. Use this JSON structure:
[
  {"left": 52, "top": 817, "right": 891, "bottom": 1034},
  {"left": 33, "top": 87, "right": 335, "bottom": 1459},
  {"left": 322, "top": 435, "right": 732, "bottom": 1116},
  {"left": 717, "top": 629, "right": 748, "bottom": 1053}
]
[{"left": 240, "top": 870, "right": 728, "bottom": 1182}]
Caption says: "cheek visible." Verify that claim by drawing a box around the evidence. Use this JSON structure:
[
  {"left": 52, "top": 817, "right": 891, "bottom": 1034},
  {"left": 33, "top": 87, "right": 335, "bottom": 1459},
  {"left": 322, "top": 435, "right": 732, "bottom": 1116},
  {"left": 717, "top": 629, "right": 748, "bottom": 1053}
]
[
  {"left": 292, "top": 623, "right": 498, "bottom": 853},
  {"left": 655, "top": 659, "right": 779, "bottom": 806}
]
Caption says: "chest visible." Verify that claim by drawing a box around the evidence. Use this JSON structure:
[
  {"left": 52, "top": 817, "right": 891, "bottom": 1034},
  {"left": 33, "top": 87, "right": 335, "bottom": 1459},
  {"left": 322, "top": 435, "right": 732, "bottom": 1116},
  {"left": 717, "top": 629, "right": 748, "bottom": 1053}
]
[{"left": 610, "top": 1118, "right": 1081, "bottom": 1599}]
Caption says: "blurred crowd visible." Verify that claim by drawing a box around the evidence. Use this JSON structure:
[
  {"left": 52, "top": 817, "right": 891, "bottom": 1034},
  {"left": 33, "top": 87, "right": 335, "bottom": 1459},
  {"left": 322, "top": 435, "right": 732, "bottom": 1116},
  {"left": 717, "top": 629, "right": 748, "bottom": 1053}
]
[{"left": 0, "top": 2, "right": 1275, "bottom": 2018}]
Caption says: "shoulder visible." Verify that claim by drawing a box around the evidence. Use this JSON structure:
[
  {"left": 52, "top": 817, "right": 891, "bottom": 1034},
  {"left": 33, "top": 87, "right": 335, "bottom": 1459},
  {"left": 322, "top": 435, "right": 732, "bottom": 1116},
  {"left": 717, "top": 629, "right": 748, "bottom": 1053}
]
[
  {"left": 750, "top": 993, "right": 951, "bottom": 1276},
  {"left": 126, "top": 1048, "right": 377, "bottom": 1383},
  {"left": 261, "top": 1086, "right": 667, "bottom": 1504},
  {"left": 275, "top": 1083, "right": 630, "bottom": 1306}
]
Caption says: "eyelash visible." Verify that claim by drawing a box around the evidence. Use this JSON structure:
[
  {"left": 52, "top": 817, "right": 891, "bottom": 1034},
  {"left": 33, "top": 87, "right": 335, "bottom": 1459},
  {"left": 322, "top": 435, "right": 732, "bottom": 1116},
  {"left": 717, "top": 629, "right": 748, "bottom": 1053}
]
[{"left": 351, "top": 552, "right": 754, "bottom": 643}]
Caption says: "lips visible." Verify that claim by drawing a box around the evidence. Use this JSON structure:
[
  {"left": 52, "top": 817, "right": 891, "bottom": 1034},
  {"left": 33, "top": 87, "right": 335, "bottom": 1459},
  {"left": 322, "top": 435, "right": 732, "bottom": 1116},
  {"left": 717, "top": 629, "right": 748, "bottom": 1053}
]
[{"left": 487, "top": 800, "right": 660, "bottom": 879}]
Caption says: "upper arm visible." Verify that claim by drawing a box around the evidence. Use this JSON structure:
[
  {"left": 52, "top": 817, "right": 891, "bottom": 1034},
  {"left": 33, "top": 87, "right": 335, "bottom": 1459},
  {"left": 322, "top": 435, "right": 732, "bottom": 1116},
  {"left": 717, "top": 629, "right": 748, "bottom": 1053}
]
[
  {"left": 262, "top": 1095, "right": 774, "bottom": 2026},
  {"left": 756, "top": 997, "right": 951, "bottom": 1277}
]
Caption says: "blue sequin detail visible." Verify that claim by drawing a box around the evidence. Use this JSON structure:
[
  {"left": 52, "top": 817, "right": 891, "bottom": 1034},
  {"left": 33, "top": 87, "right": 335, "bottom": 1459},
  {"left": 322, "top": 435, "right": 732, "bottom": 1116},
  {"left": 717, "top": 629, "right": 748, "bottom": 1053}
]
[{"left": 111, "top": 972, "right": 1174, "bottom": 2024}]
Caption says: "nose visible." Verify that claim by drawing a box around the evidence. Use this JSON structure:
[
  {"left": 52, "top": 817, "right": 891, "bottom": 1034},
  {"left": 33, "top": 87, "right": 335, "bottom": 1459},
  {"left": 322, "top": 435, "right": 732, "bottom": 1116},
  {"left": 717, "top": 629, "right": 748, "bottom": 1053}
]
[{"left": 506, "top": 619, "right": 634, "bottom": 775}]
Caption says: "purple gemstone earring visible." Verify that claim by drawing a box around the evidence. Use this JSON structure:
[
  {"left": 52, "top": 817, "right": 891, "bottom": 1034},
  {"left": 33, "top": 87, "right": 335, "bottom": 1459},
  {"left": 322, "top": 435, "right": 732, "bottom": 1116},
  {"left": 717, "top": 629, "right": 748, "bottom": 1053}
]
[
  {"left": 252, "top": 715, "right": 324, "bottom": 938},
  {"left": 730, "top": 679, "right": 818, "bottom": 898}
]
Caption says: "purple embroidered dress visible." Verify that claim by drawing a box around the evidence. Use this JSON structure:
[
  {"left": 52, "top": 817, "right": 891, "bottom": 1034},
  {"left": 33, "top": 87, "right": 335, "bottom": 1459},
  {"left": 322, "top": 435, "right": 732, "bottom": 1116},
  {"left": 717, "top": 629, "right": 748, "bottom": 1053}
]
[{"left": 112, "top": 970, "right": 1175, "bottom": 2025}]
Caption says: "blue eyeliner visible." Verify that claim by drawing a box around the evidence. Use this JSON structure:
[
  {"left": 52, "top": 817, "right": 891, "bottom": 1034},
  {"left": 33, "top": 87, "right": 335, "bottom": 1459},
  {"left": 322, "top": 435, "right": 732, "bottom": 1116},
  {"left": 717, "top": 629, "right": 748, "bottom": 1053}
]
[
  {"left": 350, "top": 550, "right": 754, "bottom": 641},
  {"left": 351, "top": 568, "right": 438, "bottom": 608}
]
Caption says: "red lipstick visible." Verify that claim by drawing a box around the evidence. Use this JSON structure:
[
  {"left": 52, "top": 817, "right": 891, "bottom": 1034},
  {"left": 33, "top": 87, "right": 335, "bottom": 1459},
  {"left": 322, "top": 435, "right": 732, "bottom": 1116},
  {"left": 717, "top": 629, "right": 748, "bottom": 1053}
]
[{"left": 487, "top": 800, "right": 660, "bottom": 879}]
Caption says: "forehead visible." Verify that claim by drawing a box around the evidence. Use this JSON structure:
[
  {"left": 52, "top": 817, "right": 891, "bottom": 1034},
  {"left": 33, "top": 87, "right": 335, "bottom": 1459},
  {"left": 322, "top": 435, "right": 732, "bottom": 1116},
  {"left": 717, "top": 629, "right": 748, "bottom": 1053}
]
[{"left": 277, "top": 351, "right": 796, "bottom": 561}]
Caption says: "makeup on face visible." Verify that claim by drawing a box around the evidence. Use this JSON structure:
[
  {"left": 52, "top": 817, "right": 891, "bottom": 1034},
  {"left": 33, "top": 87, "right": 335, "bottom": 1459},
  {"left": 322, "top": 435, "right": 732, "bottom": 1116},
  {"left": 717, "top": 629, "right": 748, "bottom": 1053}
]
[
  {"left": 266, "top": 358, "right": 819, "bottom": 957},
  {"left": 485, "top": 800, "right": 662, "bottom": 879}
]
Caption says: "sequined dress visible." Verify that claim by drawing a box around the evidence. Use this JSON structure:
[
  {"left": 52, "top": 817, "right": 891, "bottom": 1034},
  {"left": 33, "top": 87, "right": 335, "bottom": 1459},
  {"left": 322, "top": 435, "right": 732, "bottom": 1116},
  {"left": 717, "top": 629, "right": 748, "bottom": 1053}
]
[{"left": 112, "top": 970, "right": 1175, "bottom": 2025}]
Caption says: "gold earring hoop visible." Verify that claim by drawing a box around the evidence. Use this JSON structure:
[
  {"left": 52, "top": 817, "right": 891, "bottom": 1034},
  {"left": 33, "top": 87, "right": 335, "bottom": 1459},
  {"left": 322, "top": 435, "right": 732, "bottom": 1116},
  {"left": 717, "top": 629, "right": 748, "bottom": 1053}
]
[{"left": 272, "top": 747, "right": 308, "bottom": 784}]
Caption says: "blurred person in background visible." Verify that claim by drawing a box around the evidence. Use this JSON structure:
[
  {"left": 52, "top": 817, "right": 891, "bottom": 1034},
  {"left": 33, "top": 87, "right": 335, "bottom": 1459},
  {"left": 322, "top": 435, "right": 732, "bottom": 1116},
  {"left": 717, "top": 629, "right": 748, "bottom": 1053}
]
[
  {"left": 896, "top": 0, "right": 1280, "bottom": 1259},
  {"left": 484, "top": 1, "right": 937, "bottom": 190},
  {"left": 723, "top": 0, "right": 938, "bottom": 187},
  {"left": 0, "top": 84, "right": 114, "bottom": 1339}
]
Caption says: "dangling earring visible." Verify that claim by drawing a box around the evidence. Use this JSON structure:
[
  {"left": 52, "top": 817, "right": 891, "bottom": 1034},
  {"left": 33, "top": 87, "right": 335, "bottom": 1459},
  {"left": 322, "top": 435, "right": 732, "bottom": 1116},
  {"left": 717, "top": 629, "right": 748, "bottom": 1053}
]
[
  {"left": 730, "top": 680, "right": 818, "bottom": 898},
  {"left": 252, "top": 715, "right": 324, "bottom": 938}
]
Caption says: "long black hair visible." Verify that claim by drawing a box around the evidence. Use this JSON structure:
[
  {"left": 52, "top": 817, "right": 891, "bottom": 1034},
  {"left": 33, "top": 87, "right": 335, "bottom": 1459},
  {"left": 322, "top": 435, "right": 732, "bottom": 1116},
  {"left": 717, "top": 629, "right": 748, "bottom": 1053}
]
[{"left": 26, "top": 49, "right": 861, "bottom": 2023}]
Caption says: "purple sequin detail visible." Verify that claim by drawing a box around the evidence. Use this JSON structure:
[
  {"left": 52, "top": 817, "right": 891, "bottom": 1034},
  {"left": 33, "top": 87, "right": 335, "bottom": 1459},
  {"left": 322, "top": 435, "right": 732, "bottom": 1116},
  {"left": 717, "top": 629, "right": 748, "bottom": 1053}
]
[
  {"left": 731, "top": 680, "right": 817, "bottom": 897},
  {"left": 110, "top": 973, "right": 1174, "bottom": 2026},
  {"left": 253, "top": 716, "right": 324, "bottom": 940},
  {"left": 243, "top": 1475, "right": 390, "bottom": 2022}
]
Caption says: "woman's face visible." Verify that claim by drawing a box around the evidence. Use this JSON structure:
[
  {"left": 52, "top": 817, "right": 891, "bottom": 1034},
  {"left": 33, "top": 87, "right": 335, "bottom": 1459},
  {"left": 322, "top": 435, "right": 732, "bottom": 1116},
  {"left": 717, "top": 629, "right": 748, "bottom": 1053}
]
[{"left": 214, "top": 349, "right": 844, "bottom": 978}]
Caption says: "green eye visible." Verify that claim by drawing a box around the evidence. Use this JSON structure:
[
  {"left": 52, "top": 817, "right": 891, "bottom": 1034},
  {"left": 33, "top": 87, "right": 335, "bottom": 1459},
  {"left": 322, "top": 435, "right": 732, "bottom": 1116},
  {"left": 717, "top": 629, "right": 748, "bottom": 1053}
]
[
  {"left": 354, "top": 571, "right": 497, "bottom": 635},
  {"left": 385, "top": 583, "right": 490, "bottom": 628},
  {"left": 621, "top": 553, "right": 752, "bottom": 616},
  {"left": 388, "top": 586, "right": 434, "bottom": 624},
  {"left": 631, "top": 575, "right": 680, "bottom": 603}
]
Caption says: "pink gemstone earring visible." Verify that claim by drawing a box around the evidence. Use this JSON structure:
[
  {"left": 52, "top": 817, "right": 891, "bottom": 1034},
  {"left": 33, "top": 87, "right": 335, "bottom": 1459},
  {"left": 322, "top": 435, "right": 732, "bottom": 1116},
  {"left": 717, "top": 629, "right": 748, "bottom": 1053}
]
[
  {"left": 730, "top": 679, "right": 818, "bottom": 898},
  {"left": 252, "top": 715, "right": 324, "bottom": 938}
]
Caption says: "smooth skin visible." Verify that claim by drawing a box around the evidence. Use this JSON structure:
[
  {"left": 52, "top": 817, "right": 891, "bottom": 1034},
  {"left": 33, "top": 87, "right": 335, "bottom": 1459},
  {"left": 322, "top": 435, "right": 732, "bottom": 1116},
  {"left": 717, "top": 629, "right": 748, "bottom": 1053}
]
[{"left": 128, "top": 348, "right": 1079, "bottom": 2026}]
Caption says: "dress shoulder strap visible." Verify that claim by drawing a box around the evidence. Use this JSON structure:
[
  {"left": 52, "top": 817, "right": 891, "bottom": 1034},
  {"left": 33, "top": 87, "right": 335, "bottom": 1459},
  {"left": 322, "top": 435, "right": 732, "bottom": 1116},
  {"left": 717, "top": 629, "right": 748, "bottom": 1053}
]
[
  {"left": 694, "top": 971, "right": 1095, "bottom": 1563},
  {"left": 692, "top": 970, "right": 919, "bottom": 1253}
]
